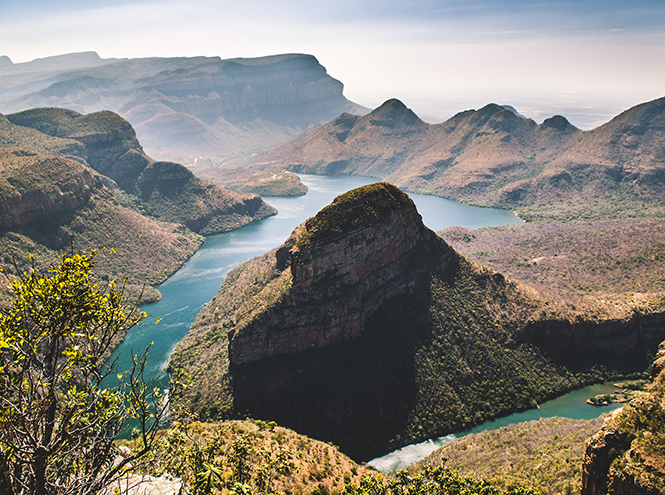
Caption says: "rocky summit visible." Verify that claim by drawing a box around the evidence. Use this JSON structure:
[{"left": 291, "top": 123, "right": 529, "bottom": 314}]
[{"left": 228, "top": 182, "right": 450, "bottom": 365}]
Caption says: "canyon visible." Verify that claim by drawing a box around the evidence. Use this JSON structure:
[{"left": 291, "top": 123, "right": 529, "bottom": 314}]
[{"left": 170, "top": 182, "right": 665, "bottom": 460}]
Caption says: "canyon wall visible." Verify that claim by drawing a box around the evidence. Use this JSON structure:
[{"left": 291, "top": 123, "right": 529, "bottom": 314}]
[
  {"left": 228, "top": 182, "right": 452, "bottom": 365},
  {"left": 581, "top": 341, "right": 665, "bottom": 495},
  {"left": 0, "top": 149, "right": 101, "bottom": 229}
]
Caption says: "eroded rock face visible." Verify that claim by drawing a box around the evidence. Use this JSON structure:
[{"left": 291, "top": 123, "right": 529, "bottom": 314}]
[
  {"left": 228, "top": 182, "right": 451, "bottom": 365},
  {"left": 581, "top": 412, "right": 635, "bottom": 495},
  {"left": 0, "top": 149, "right": 102, "bottom": 229}
]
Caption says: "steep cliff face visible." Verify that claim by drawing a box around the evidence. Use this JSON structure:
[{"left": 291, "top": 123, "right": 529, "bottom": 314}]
[
  {"left": 518, "top": 312, "right": 665, "bottom": 371},
  {"left": 173, "top": 182, "right": 600, "bottom": 460},
  {"left": 228, "top": 182, "right": 449, "bottom": 365},
  {"left": 581, "top": 341, "right": 665, "bottom": 495},
  {"left": 7, "top": 108, "right": 150, "bottom": 191},
  {"left": 0, "top": 148, "right": 102, "bottom": 229}
]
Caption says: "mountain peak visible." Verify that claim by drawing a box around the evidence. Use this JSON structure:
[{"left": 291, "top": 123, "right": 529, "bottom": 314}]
[
  {"left": 0, "top": 56, "right": 12, "bottom": 66},
  {"left": 540, "top": 115, "right": 578, "bottom": 132},
  {"left": 228, "top": 181, "right": 444, "bottom": 365},
  {"left": 298, "top": 182, "right": 416, "bottom": 247},
  {"left": 367, "top": 99, "right": 423, "bottom": 127}
]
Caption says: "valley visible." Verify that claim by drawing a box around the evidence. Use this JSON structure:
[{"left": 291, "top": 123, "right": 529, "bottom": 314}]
[
  {"left": 0, "top": 107, "right": 276, "bottom": 304},
  {"left": 1, "top": 50, "right": 664, "bottom": 494}
]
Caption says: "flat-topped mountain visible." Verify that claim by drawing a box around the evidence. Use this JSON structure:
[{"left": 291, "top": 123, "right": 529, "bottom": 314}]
[
  {"left": 170, "top": 183, "right": 665, "bottom": 460},
  {"left": 0, "top": 52, "right": 366, "bottom": 165},
  {"left": 241, "top": 97, "right": 665, "bottom": 221}
]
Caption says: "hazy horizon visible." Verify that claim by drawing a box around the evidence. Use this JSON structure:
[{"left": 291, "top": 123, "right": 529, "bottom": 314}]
[{"left": 2, "top": 0, "right": 664, "bottom": 129}]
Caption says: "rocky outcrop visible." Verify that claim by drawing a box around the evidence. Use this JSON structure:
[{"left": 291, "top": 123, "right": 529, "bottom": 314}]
[
  {"left": 228, "top": 182, "right": 451, "bottom": 365},
  {"left": 171, "top": 181, "right": 663, "bottom": 461},
  {"left": 581, "top": 340, "right": 665, "bottom": 495},
  {"left": 0, "top": 148, "right": 102, "bottom": 229},
  {"left": 102, "top": 474, "right": 184, "bottom": 495},
  {"left": 7, "top": 108, "right": 151, "bottom": 191}
]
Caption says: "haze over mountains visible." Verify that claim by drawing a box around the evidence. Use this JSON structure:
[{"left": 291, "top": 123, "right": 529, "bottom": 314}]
[
  {"left": 0, "top": 52, "right": 367, "bottom": 166},
  {"left": 2, "top": 47, "right": 665, "bottom": 493}
]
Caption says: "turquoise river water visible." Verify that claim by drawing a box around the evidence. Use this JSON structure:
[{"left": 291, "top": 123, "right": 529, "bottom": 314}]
[{"left": 107, "top": 174, "right": 622, "bottom": 467}]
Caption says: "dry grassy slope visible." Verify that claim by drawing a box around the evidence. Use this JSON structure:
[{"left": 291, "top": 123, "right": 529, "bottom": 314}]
[
  {"left": 198, "top": 169, "right": 308, "bottom": 197},
  {"left": 0, "top": 149, "right": 203, "bottom": 305},
  {"left": 416, "top": 416, "right": 607, "bottom": 495},
  {"left": 136, "top": 419, "right": 371, "bottom": 495},
  {"left": 3, "top": 107, "right": 277, "bottom": 234},
  {"left": 241, "top": 97, "right": 665, "bottom": 221},
  {"left": 440, "top": 219, "right": 665, "bottom": 320}
]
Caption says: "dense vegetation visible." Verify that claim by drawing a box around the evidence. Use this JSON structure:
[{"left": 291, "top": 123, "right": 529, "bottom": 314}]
[
  {"left": 120, "top": 417, "right": 550, "bottom": 495},
  {"left": 131, "top": 161, "right": 277, "bottom": 235},
  {"left": 0, "top": 251, "right": 182, "bottom": 494},
  {"left": 295, "top": 182, "right": 413, "bottom": 247}
]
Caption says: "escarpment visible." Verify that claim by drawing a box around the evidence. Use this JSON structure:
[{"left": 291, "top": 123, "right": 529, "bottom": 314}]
[
  {"left": 0, "top": 148, "right": 102, "bottom": 229},
  {"left": 228, "top": 182, "right": 451, "bottom": 365},
  {"left": 6, "top": 108, "right": 150, "bottom": 191},
  {"left": 2, "top": 107, "right": 277, "bottom": 235},
  {"left": 171, "top": 182, "right": 664, "bottom": 460}
]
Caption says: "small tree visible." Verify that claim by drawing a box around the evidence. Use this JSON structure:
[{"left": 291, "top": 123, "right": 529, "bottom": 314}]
[{"left": 0, "top": 250, "right": 181, "bottom": 495}]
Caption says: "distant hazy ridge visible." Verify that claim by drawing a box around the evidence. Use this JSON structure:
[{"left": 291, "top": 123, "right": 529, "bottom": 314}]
[{"left": 0, "top": 52, "right": 367, "bottom": 165}]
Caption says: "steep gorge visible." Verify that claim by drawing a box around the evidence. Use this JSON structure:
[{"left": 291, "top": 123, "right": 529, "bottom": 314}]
[{"left": 170, "top": 182, "right": 665, "bottom": 460}]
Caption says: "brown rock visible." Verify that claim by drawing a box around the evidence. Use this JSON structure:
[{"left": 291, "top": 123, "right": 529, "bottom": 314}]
[{"left": 228, "top": 182, "right": 452, "bottom": 365}]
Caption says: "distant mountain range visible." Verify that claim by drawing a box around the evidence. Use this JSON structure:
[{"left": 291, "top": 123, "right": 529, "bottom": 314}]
[
  {"left": 0, "top": 52, "right": 367, "bottom": 166},
  {"left": 240, "top": 97, "right": 665, "bottom": 221}
]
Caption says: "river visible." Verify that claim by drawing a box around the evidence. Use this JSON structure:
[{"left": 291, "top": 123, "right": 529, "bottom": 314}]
[
  {"left": 108, "top": 174, "right": 522, "bottom": 391},
  {"left": 367, "top": 382, "right": 625, "bottom": 472},
  {"left": 107, "top": 174, "right": 614, "bottom": 459}
]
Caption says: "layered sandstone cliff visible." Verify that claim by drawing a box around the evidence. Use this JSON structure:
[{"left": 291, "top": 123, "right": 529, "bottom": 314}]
[
  {"left": 0, "top": 148, "right": 102, "bottom": 229},
  {"left": 228, "top": 182, "right": 451, "bottom": 365},
  {"left": 170, "top": 182, "right": 663, "bottom": 460}
]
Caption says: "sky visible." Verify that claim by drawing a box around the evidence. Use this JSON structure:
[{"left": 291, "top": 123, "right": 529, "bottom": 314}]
[{"left": 2, "top": 0, "right": 665, "bottom": 128}]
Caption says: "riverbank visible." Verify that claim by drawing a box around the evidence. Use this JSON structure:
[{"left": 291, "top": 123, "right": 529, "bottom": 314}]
[{"left": 368, "top": 382, "right": 627, "bottom": 473}]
